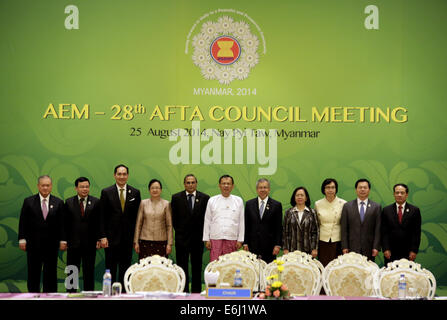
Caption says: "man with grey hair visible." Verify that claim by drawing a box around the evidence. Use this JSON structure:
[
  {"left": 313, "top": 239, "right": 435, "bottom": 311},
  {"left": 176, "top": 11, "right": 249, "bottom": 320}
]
[
  {"left": 243, "top": 178, "right": 283, "bottom": 263},
  {"left": 18, "top": 175, "right": 66, "bottom": 292}
]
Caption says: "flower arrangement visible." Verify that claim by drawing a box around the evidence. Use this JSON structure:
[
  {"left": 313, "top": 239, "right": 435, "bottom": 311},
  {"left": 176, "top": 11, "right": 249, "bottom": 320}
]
[{"left": 259, "top": 259, "right": 290, "bottom": 300}]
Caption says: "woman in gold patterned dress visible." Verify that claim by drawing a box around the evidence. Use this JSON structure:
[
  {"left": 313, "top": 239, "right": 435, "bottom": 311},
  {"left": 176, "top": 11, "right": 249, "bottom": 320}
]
[{"left": 134, "top": 179, "right": 173, "bottom": 259}]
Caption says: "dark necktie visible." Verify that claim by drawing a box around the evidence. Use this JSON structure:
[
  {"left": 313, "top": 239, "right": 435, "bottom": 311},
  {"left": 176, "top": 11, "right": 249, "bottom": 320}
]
[
  {"left": 398, "top": 205, "right": 403, "bottom": 224},
  {"left": 80, "top": 198, "right": 85, "bottom": 217},
  {"left": 188, "top": 194, "right": 193, "bottom": 212}
]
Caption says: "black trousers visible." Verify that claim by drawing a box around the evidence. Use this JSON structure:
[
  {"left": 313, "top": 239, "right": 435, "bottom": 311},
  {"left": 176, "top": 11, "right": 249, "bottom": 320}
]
[
  {"left": 66, "top": 245, "right": 97, "bottom": 291},
  {"left": 105, "top": 241, "right": 133, "bottom": 287},
  {"left": 175, "top": 242, "right": 204, "bottom": 293},
  {"left": 26, "top": 244, "right": 58, "bottom": 293}
]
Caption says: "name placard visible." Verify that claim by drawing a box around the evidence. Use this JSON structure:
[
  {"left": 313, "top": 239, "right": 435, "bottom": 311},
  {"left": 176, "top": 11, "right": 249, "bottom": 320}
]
[{"left": 206, "top": 287, "right": 252, "bottom": 299}]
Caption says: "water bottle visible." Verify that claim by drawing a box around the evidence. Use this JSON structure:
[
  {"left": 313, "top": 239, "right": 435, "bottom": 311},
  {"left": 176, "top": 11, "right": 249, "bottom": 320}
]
[
  {"left": 398, "top": 274, "right": 407, "bottom": 299},
  {"left": 103, "top": 269, "right": 112, "bottom": 297},
  {"left": 233, "top": 269, "right": 243, "bottom": 287}
]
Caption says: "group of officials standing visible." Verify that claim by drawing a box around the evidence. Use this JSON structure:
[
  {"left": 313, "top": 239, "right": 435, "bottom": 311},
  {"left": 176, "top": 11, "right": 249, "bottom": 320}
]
[{"left": 18, "top": 165, "right": 421, "bottom": 294}]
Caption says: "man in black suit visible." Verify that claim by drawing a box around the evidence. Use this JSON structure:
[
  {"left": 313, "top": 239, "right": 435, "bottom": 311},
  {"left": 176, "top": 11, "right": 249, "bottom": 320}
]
[
  {"left": 243, "top": 178, "right": 283, "bottom": 263},
  {"left": 99, "top": 164, "right": 141, "bottom": 286},
  {"left": 65, "top": 177, "right": 101, "bottom": 292},
  {"left": 171, "top": 174, "right": 210, "bottom": 293},
  {"left": 341, "top": 178, "right": 381, "bottom": 261},
  {"left": 381, "top": 183, "right": 421, "bottom": 266},
  {"left": 18, "top": 175, "right": 66, "bottom": 292}
]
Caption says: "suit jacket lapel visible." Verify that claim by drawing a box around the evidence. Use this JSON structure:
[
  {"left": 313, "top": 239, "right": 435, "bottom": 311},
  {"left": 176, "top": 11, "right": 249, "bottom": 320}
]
[
  {"left": 193, "top": 192, "right": 205, "bottom": 216},
  {"left": 363, "top": 200, "right": 371, "bottom": 222},
  {"left": 73, "top": 196, "right": 82, "bottom": 217},
  {"left": 261, "top": 198, "right": 272, "bottom": 221},
  {"left": 111, "top": 187, "right": 122, "bottom": 212},
  {"left": 253, "top": 199, "right": 262, "bottom": 221},
  {"left": 47, "top": 195, "right": 55, "bottom": 219},
  {"left": 184, "top": 192, "right": 194, "bottom": 215},
  {"left": 400, "top": 203, "right": 411, "bottom": 226},
  {"left": 34, "top": 195, "right": 44, "bottom": 221},
  {"left": 84, "top": 196, "right": 91, "bottom": 218},
  {"left": 124, "top": 188, "right": 132, "bottom": 212},
  {"left": 352, "top": 201, "right": 362, "bottom": 224}
]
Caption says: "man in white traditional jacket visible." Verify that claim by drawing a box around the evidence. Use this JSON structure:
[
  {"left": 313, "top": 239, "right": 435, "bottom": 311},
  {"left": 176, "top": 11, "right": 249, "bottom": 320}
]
[{"left": 203, "top": 175, "right": 244, "bottom": 261}]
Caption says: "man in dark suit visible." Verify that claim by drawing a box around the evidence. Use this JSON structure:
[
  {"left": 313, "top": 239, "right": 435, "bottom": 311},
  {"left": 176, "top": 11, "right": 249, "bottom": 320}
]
[
  {"left": 243, "top": 178, "right": 283, "bottom": 263},
  {"left": 341, "top": 178, "right": 381, "bottom": 261},
  {"left": 171, "top": 174, "right": 210, "bottom": 293},
  {"left": 99, "top": 164, "right": 141, "bottom": 286},
  {"left": 381, "top": 183, "right": 421, "bottom": 266},
  {"left": 65, "top": 177, "right": 101, "bottom": 292},
  {"left": 18, "top": 175, "right": 66, "bottom": 292}
]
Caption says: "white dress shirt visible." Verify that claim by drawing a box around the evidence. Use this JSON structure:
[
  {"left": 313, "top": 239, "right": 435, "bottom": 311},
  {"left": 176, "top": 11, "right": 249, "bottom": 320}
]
[
  {"left": 203, "top": 194, "right": 245, "bottom": 242},
  {"left": 357, "top": 198, "right": 369, "bottom": 212}
]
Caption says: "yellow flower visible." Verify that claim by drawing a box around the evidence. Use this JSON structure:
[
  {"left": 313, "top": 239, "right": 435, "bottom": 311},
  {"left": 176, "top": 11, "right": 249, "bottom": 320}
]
[
  {"left": 266, "top": 274, "right": 278, "bottom": 280},
  {"left": 277, "top": 265, "right": 284, "bottom": 273},
  {"left": 275, "top": 260, "right": 284, "bottom": 265},
  {"left": 272, "top": 281, "right": 282, "bottom": 288}
]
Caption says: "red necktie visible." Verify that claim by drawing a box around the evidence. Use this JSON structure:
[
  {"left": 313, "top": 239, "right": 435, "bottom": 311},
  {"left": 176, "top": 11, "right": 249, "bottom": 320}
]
[
  {"left": 80, "top": 198, "right": 85, "bottom": 217},
  {"left": 398, "top": 205, "right": 403, "bottom": 224}
]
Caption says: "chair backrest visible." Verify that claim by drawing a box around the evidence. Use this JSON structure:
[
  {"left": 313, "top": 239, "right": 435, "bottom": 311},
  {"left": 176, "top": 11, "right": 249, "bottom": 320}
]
[
  {"left": 124, "top": 255, "right": 185, "bottom": 293},
  {"left": 374, "top": 258, "right": 436, "bottom": 299},
  {"left": 204, "top": 251, "right": 261, "bottom": 290},
  {"left": 264, "top": 251, "right": 324, "bottom": 296},
  {"left": 230, "top": 250, "right": 267, "bottom": 290},
  {"left": 322, "top": 252, "right": 379, "bottom": 296}
]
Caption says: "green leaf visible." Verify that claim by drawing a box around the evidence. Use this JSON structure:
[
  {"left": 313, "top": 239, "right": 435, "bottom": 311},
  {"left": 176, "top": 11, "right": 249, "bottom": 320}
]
[
  {"left": 0, "top": 164, "right": 9, "bottom": 183},
  {"left": 420, "top": 232, "right": 429, "bottom": 251},
  {"left": 0, "top": 241, "right": 27, "bottom": 278},
  {"left": 389, "top": 162, "right": 408, "bottom": 186},
  {"left": 420, "top": 161, "right": 447, "bottom": 190},
  {"left": 422, "top": 223, "right": 447, "bottom": 252},
  {"left": 0, "top": 217, "right": 19, "bottom": 232},
  {"left": 417, "top": 247, "right": 447, "bottom": 281},
  {"left": 0, "top": 156, "right": 39, "bottom": 194},
  {"left": 0, "top": 226, "right": 7, "bottom": 246}
]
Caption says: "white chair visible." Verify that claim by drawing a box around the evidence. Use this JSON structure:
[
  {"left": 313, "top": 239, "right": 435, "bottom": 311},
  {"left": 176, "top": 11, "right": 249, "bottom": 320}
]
[
  {"left": 264, "top": 250, "right": 324, "bottom": 296},
  {"left": 204, "top": 251, "right": 261, "bottom": 290},
  {"left": 231, "top": 250, "right": 267, "bottom": 290},
  {"left": 124, "top": 255, "right": 185, "bottom": 293},
  {"left": 322, "top": 252, "right": 379, "bottom": 296},
  {"left": 374, "top": 258, "right": 436, "bottom": 299}
]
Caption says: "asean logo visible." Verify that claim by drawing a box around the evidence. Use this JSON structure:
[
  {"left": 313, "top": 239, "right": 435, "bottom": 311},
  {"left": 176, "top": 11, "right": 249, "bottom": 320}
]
[
  {"left": 210, "top": 36, "right": 241, "bottom": 65},
  {"left": 187, "top": 11, "right": 266, "bottom": 85}
]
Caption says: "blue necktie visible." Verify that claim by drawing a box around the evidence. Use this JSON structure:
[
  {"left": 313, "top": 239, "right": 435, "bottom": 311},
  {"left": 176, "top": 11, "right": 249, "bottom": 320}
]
[{"left": 360, "top": 201, "right": 365, "bottom": 222}]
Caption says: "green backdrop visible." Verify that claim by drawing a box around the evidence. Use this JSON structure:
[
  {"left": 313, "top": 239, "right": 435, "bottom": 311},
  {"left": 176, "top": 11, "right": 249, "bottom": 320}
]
[{"left": 1, "top": 0, "right": 446, "bottom": 294}]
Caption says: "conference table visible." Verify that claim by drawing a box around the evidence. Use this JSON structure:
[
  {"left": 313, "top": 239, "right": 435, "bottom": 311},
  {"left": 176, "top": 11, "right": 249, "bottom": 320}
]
[{"left": 0, "top": 292, "right": 412, "bottom": 300}]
